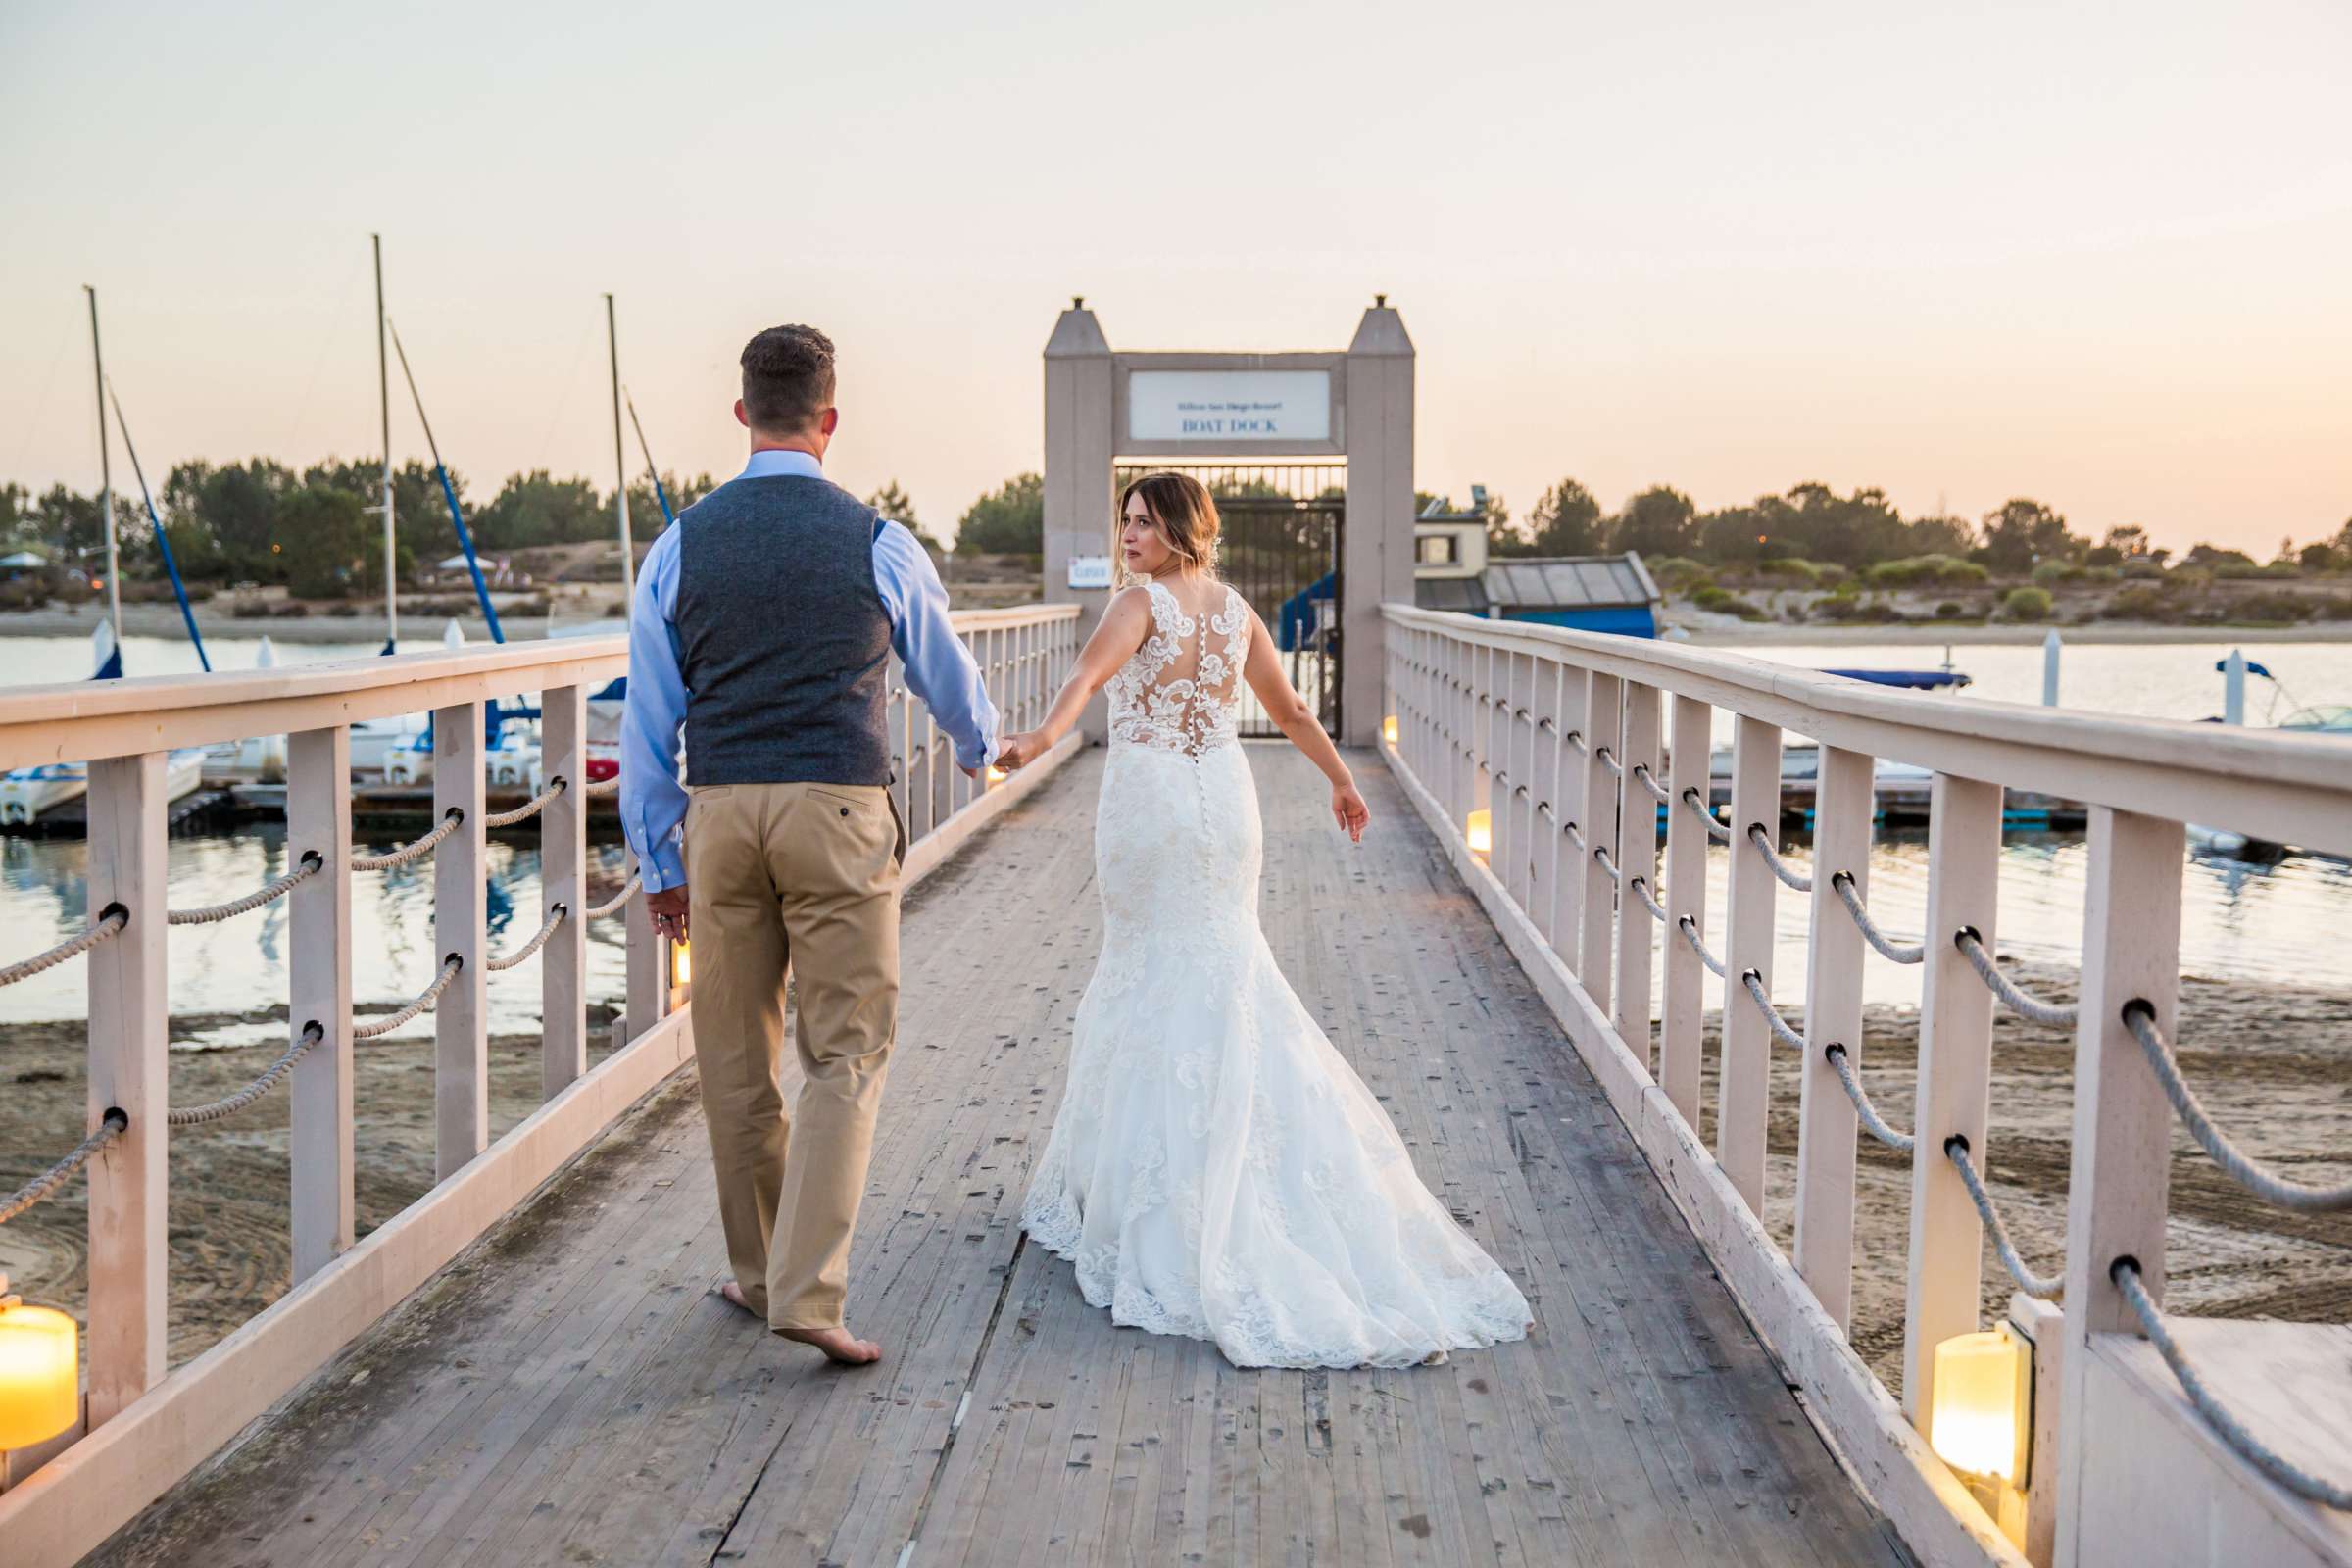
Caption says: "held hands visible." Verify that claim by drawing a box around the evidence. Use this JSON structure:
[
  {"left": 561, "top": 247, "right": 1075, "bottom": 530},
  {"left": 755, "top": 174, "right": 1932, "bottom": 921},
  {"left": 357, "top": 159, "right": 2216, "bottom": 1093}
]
[
  {"left": 993, "top": 731, "right": 1042, "bottom": 772},
  {"left": 646, "top": 884, "right": 689, "bottom": 942},
  {"left": 1331, "top": 779, "right": 1370, "bottom": 843}
]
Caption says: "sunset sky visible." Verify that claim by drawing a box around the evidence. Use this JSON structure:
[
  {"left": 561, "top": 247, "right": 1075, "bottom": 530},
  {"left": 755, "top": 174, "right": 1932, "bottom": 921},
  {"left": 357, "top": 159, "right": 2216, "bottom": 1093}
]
[{"left": 5, "top": 0, "right": 2348, "bottom": 554}]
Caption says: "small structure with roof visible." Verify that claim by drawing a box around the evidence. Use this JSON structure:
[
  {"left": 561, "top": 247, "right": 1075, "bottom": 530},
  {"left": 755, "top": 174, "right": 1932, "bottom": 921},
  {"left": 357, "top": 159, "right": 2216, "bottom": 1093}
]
[{"left": 1412, "top": 492, "right": 1663, "bottom": 637}]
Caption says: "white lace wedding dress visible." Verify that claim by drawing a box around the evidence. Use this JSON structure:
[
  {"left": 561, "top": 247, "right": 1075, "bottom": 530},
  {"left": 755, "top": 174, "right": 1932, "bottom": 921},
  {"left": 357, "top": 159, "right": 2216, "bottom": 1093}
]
[{"left": 1019, "top": 578, "right": 1533, "bottom": 1369}]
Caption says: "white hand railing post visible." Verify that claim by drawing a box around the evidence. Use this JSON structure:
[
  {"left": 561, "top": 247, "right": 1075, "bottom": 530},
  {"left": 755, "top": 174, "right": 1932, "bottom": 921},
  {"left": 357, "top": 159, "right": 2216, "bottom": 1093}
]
[
  {"left": 1719, "top": 716, "right": 1782, "bottom": 1215},
  {"left": 1553, "top": 669, "right": 1590, "bottom": 973},
  {"left": 1578, "top": 672, "right": 1622, "bottom": 1004},
  {"left": 1526, "top": 659, "right": 1562, "bottom": 947},
  {"left": 1901, "top": 773, "right": 2003, "bottom": 1426},
  {"left": 83, "top": 752, "right": 168, "bottom": 1428},
  {"left": 1658, "top": 695, "right": 1711, "bottom": 1123},
  {"left": 2055, "top": 809, "right": 2183, "bottom": 1560},
  {"left": 434, "top": 701, "right": 488, "bottom": 1182},
  {"left": 1504, "top": 652, "right": 1535, "bottom": 909},
  {"left": 540, "top": 684, "right": 589, "bottom": 1098},
  {"left": 1794, "top": 744, "right": 1873, "bottom": 1330},
  {"left": 623, "top": 862, "right": 664, "bottom": 1047},
  {"left": 1612, "top": 680, "right": 1662, "bottom": 1070},
  {"left": 288, "top": 726, "right": 354, "bottom": 1283},
  {"left": 1467, "top": 644, "right": 1493, "bottom": 852}
]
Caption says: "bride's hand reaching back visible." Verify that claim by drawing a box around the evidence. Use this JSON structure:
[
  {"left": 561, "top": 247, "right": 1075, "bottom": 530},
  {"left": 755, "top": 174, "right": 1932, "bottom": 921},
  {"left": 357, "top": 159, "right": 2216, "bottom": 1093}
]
[{"left": 1332, "top": 780, "right": 1370, "bottom": 842}]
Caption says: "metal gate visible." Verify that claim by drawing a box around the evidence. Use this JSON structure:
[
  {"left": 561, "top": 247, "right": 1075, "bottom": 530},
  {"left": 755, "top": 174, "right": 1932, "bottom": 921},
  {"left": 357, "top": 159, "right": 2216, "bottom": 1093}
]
[{"left": 1116, "top": 465, "right": 1344, "bottom": 739}]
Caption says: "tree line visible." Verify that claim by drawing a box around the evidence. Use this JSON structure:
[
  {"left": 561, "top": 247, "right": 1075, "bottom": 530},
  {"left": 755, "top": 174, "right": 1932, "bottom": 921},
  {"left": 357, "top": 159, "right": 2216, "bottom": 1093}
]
[{"left": 1461, "top": 479, "right": 2352, "bottom": 576}]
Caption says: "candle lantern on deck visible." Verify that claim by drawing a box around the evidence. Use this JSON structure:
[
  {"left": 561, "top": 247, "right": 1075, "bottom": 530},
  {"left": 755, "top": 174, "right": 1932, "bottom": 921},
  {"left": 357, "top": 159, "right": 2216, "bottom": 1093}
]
[
  {"left": 1465, "top": 808, "right": 1493, "bottom": 860},
  {"left": 1929, "top": 1324, "right": 2031, "bottom": 1482},
  {"left": 0, "top": 1275, "right": 79, "bottom": 1450},
  {"left": 1382, "top": 714, "right": 1398, "bottom": 747}
]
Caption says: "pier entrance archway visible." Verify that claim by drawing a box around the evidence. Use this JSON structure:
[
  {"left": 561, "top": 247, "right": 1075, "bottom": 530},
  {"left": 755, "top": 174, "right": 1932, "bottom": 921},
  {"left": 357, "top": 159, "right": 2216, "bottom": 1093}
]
[{"left": 1042, "top": 299, "right": 1414, "bottom": 746}]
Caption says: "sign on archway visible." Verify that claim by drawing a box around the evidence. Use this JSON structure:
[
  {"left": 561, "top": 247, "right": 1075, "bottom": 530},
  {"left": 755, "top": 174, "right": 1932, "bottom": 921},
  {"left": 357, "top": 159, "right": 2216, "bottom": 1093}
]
[{"left": 1041, "top": 299, "right": 1414, "bottom": 747}]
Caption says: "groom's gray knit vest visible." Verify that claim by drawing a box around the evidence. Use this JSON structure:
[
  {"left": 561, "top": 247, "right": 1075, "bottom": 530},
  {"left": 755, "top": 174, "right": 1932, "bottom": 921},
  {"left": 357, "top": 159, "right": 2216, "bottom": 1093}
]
[{"left": 674, "top": 474, "right": 893, "bottom": 788}]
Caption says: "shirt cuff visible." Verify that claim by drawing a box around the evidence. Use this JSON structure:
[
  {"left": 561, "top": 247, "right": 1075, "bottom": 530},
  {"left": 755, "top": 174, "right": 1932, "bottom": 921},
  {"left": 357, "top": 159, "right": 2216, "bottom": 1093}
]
[
  {"left": 957, "top": 730, "right": 997, "bottom": 772},
  {"left": 636, "top": 841, "right": 688, "bottom": 895}
]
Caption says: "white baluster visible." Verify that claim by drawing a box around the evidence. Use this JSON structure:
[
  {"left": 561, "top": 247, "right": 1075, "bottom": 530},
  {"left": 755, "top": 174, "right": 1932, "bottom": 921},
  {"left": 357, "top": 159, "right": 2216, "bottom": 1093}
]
[
  {"left": 540, "top": 684, "right": 588, "bottom": 1098},
  {"left": 1901, "top": 774, "right": 2002, "bottom": 1426},
  {"left": 2055, "top": 809, "right": 2183, "bottom": 1558},
  {"left": 83, "top": 753, "right": 167, "bottom": 1427},
  {"left": 1553, "top": 669, "right": 1589, "bottom": 971},
  {"left": 1526, "top": 660, "right": 1562, "bottom": 947},
  {"left": 1579, "top": 671, "right": 1623, "bottom": 1009},
  {"left": 435, "top": 700, "right": 488, "bottom": 1181},
  {"left": 1658, "top": 695, "right": 1711, "bottom": 1124},
  {"left": 1795, "top": 744, "right": 1873, "bottom": 1330},
  {"left": 1612, "top": 681, "right": 1662, "bottom": 1070},
  {"left": 1719, "top": 716, "right": 1782, "bottom": 1215},
  {"left": 288, "top": 726, "right": 354, "bottom": 1283}
]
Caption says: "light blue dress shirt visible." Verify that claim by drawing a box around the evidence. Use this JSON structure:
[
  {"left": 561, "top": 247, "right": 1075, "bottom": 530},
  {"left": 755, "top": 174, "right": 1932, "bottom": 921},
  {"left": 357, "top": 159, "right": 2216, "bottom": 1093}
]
[{"left": 620, "top": 449, "right": 999, "bottom": 894}]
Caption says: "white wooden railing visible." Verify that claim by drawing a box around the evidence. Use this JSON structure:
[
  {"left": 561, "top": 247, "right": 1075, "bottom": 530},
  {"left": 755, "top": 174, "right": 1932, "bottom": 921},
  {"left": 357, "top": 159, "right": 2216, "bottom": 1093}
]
[
  {"left": 1380, "top": 603, "right": 2352, "bottom": 1568},
  {"left": 0, "top": 604, "right": 1081, "bottom": 1567}
]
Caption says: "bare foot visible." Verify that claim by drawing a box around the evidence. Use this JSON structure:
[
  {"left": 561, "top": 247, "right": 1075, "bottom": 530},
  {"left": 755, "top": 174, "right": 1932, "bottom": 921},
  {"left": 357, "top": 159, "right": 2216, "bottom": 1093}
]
[
  {"left": 775, "top": 1323, "right": 884, "bottom": 1365},
  {"left": 714, "top": 1279, "right": 759, "bottom": 1317}
]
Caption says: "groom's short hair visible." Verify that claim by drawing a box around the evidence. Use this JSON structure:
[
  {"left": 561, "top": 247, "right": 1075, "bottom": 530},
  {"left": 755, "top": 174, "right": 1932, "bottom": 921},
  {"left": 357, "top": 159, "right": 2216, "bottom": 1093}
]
[{"left": 740, "top": 325, "right": 837, "bottom": 433}]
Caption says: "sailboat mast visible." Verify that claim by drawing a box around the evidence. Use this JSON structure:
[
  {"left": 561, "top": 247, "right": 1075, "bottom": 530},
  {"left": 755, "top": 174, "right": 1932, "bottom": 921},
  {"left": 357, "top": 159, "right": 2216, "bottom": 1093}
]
[
  {"left": 374, "top": 234, "right": 397, "bottom": 652},
  {"left": 605, "top": 294, "right": 633, "bottom": 600},
  {"left": 84, "top": 284, "right": 120, "bottom": 646}
]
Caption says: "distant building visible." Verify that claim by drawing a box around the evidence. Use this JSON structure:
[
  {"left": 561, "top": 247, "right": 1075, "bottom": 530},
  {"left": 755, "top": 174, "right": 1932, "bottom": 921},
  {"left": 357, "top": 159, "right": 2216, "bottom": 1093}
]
[{"left": 1412, "top": 492, "right": 1662, "bottom": 638}]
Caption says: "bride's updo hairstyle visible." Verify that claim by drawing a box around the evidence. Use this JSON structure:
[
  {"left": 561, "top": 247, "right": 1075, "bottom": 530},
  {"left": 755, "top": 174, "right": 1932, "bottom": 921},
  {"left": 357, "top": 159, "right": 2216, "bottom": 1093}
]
[{"left": 1119, "top": 472, "right": 1221, "bottom": 578}]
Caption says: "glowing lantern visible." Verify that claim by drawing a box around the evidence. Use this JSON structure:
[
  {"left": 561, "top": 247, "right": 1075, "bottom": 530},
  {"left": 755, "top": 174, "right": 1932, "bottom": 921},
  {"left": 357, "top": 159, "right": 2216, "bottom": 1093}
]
[
  {"left": 1382, "top": 714, "right": 1399, "bottom": 746},
  {"left": 1465, "top": 808, "right": 1493, "bottom": 858},
  {"left": 0, "top": 1278, "right": 78, "bottom": 1450},
  {"left": 1930, "top": 1326, "right": 2030, "bottom": 1481},
  {"left": 985, "top": 764, "right": 1007, "bottom": 785},
  {"left": 669, "top": 939, "right": 692, "bottom": 991}
]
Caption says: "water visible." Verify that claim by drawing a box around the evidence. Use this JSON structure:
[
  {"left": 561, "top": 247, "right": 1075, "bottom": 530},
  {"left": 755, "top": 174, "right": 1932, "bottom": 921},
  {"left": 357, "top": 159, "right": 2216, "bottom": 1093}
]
[
  {"left": 3, "top": 632, "right": 631, "bottom": 1043},
  {"left": 1, "top": 633, "right": 2346, "bottom": 1040}
]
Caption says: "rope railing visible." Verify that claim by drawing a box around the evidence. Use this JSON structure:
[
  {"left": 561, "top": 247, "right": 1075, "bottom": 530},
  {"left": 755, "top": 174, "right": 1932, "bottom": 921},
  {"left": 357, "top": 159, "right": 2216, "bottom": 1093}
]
[
  {"left": 1593, "top": 746, "right": 1623, "bottom": 779},
  {"left": 1681, "top": 788, "right": 1732, "bottom": 843},
  {"left": 1630, "top": 761, "right": 1672, "bottom": 805},
  {"left": 1, "top": 906, "right": 128, "bottom": 988},
  {"left": 587, "top": 874, "right": 640, "bottom": 920},
  {"left": 1677, "top": 915, "right": 1726, "bottom": 978},
  {"left": 581, "top": 774, "right": 620, "bottom": 798},
  {"left": 486, "top": 905, "right": 568, "bottom": 972},
  {"left": 1943, "top": 1135, "right": 2062, "bottom": 1300},
  {"left": 0, "top": 1109, "right": 128, "bottom": 1226},
  {"left": 1565, "top": 729, "right": 1589, "bottom": 755},
  {"left": 167, "top": 853, "right": 323, "bottom": 926},
  {"left": 1562, "top": 819, "right": 1587, "bottom": 853},
  {"left": 1628, "top": 873, "right": 1668, "bottom": 924},
  {"left": 1746, "top": 823, "right": 1813, "bottom": 893},
  {"left": 2113, "top": 1259, "right": 2352, "bottom": 1510},
  {"left": 353, "top": 955, "right": 464, "bottom": 1039},
  {"left": 1955, "top": 929, "right": 2078, "bottom": 1026},
  {"left": 1824, "top": 1045, "right": 1915, "bottom": 1152},
  {"left": 1739, "top": 969, "right": 1811, "bottom": 1053},
  {"left": 1829, "top": 871, "right": 1925, "bottom": 964},
  {"left": 352, "top": 808, "right": 464, "bottom": 872},
  {"left": 484, "top": 775, "right": 566, "bottom": 828},
  {"left": 2124, "top": 1003, "right": 2352, "bottom": 1213},
  {"left": 167, "top": 1022, "right": 325, "bottom": 1126},
  {"left": 1594, "top": 844, "right": 1621, "bottom": 884}
]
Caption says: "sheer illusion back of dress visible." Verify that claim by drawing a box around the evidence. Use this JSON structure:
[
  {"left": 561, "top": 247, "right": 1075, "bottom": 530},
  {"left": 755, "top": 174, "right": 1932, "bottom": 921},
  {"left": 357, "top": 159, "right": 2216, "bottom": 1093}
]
[
  {"left": 1020, "top": 572, "right": 1532, "bottom": 1369},
  {"left": 1104, "top": 578, "right": 1250, "bottom": 758}
]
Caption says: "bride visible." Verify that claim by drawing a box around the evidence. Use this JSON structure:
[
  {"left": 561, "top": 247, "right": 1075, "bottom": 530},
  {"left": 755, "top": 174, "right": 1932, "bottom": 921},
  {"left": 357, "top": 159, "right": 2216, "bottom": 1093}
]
[{"left": 990, "top": 473, "right": 1532, "bottom": 1369}]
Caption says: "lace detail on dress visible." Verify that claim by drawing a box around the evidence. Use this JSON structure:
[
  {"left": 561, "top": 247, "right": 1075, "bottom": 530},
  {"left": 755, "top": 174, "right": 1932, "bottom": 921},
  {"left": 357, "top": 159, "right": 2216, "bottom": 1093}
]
[{"left": 1105, "top": 579, "right": 1250, "bottom": 759}]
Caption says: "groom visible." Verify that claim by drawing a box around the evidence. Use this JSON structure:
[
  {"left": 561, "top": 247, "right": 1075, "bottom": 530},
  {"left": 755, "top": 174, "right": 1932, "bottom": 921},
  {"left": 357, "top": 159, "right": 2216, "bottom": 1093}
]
[{"left": 620, "top": 324, "right": 998, "bottom": 1363}]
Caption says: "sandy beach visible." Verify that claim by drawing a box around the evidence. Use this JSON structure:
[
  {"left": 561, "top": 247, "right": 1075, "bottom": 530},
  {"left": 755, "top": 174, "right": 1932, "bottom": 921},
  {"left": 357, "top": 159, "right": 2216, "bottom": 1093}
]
[
  {"left": 0, "top": 1007, "right": 619, "bottom": 1370},
  {"left": 4, "top": 956, "right": 2343, "bottom": 1383}
]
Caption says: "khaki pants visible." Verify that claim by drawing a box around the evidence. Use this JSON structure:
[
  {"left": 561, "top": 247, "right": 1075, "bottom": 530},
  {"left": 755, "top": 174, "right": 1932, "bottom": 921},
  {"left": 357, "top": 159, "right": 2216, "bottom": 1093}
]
[{"left": 684, "top": 780, "right": 904, "bottom": 1331}]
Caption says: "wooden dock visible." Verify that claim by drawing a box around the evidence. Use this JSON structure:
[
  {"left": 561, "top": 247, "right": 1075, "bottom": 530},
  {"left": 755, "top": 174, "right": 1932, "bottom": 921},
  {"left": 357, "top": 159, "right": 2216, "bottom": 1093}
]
[{"left": 83, "top": 746, "right": 1899, "bottom": 1566}]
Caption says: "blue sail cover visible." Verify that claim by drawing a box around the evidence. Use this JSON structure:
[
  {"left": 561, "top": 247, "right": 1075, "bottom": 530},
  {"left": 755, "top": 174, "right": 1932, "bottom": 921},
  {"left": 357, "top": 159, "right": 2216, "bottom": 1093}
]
[
  {"left": 1818, "top": 668, "right": 1972, "bottom": 690},
  {"left": 1278, "top": 573, "right": 1337, "bottom": 654}
]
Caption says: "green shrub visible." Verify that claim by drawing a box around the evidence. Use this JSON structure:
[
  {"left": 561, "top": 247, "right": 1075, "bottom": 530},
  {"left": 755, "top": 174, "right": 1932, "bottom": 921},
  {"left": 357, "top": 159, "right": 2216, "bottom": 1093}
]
[
  {"left": 1813, "top": 562, "right": 1849, "bottom": 587},
  {"left": 1812, "top": 597, "right": 1904, "bottom": 623},
  {"left": 1756, "top": 558, "right": 1822, "bottom": 584},
  {"left": 1998, "top": 586, "right": 2053, "bottom": 621},
  {"left": 1935, "top": 600, "right": 1965, "bottom": 619},
  {"left": 2120, "top": 557, "right": 2165, "bottom": 579},
  {"left": 2229, "top": 592, "right": 2316, "bottom": 623},
  {"left": 2031, "top": 560, "right": 2081, "bottom": 586},
  {"left": 2082, "top": 564, "right": 2120, "bottom": 582},
  {"left": 1646, "top": 555, "right": 1711, "bottom": 593},
  {"left": 1865, "top": 554, "right": 1988, "bottom": 588},
  {"left": 2100, "top": 585, "right": 2178, "bottom": 621}
]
